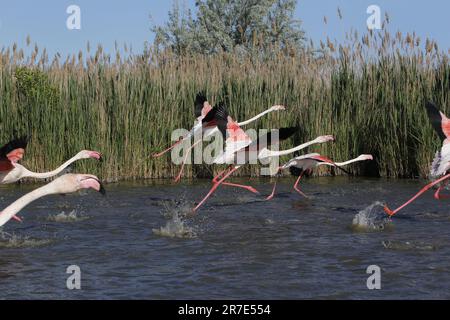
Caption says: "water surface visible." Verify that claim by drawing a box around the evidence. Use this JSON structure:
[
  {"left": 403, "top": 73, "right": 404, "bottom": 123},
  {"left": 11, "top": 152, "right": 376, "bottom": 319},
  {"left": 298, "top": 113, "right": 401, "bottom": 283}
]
[{"left": 0, "top": 177, "right": 449, "bottom": 299}]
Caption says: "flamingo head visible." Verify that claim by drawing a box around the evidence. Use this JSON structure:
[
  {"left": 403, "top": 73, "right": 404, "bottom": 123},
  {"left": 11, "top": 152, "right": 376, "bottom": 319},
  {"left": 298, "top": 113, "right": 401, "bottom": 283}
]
[
  {"left": 357, "top": 154, "right": 373, "bottom": 161},
  {"left": 314, "top": 135, "right": 335, "bottom": 144},
  {"left": 77, "top": 150, "right": 102, "bottom": 161},
  {"left": 51, "top": 174, "right": 106, "bottom": 195},
  {"left": 269, "top": 105, "right": 286, "bottom": 111}
]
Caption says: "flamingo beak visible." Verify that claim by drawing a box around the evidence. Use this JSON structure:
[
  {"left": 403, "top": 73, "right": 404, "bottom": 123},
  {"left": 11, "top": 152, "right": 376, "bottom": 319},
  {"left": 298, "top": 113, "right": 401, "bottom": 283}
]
[
  {"left": 100, "top": 180, "right": 106, "bottom": 195},
  {"left": 89, "top": 151, "right": 102, "bottom": 162},
  {"left": 81, "top": 177, "right": 106, "bottom": 196}
]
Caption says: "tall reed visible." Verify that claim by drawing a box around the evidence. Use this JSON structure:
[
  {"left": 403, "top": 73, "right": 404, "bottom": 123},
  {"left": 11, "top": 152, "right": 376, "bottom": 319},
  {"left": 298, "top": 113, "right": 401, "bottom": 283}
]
[{"left": 0, "top": 25, "right": 448, "bottom": 182}]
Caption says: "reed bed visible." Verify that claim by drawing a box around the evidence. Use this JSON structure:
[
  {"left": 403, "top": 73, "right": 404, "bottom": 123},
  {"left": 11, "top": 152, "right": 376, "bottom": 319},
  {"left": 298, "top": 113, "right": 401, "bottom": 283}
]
[{"left": 0, "top": 27, "right": 448, "bottom": 182}]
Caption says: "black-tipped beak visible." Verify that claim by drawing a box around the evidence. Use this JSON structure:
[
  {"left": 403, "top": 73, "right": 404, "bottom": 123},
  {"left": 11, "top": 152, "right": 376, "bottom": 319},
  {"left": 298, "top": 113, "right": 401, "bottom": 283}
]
[{"left": 99, "top": 182, "right": 106, "bottom": 196}]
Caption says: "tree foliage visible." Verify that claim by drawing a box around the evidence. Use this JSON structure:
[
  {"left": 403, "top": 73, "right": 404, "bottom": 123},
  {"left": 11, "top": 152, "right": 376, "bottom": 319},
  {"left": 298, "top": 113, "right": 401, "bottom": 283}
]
[{"left": 152, "top": 0, "right": 305, "bottom": 55}]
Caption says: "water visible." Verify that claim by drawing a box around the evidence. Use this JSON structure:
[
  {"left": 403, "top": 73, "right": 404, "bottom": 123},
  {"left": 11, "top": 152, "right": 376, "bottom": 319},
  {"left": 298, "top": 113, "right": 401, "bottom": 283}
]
[{"left": 0, "top": 177, "right": 449, "bottom": 299}]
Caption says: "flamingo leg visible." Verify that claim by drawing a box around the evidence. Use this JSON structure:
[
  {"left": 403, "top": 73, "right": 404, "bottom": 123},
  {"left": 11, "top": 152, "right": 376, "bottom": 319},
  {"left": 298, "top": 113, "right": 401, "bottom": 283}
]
[
  {"left": 265, "top": 181, "right": 277, "bottom": 200},
  {"left": 212, "top": 167, "right": 230, "bottom": 183},
  {"left": 384, "top": 173, "right": 450, "bottom": 216},
  {"left": 293, "top": 171, "right": 308, "bottom": 198},
  {"left": 220, "top": 181, "right": 259, "bottom": 194},
  {"left": 152, "top": 139, "right": 182, "bottom": 158},
  {"left": 211, "top": 166, "right": 258, "bottom": 193},
  {"left": 12, "top": 215, "right": 22, "bottom": 223},
  {"left": 174, "top": 140, "right": 202, "bottom": 182},
  {"left": 434, "top": 184, "right": 450, "bottom": 200},
  {"left": 193, "top": 166, "right": 239, "bottom": 212}
]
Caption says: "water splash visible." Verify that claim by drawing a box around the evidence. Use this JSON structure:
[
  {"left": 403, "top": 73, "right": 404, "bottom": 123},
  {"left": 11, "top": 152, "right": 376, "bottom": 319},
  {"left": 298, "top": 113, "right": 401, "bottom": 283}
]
[
  {"left": 45, "top": 210, "right": 89, "bottom": 223},
  {"left": 351, "top": 201, "right": 392, "bottom": 232},
  {"left": 0, "top": 231, "right": 53, "bottom": 248},
  {"left": 382, "top": 240, "right": 437, "bottom": 251},
  {"left": 152, "top": 199, "right": 197, "bottom": 239}
]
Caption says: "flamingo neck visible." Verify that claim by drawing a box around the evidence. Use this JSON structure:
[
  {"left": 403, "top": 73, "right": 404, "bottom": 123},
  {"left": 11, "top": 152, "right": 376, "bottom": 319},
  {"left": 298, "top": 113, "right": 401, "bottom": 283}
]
[
  {"left": 333, "top": 158, "right": 363, "bottom": 167},
  {"left": 0, "top": 181, "right": 58, "bottom": 226},
  {"left": 237, "top": 108, "right": 273, "bottom": 126},
  {"left": 22, "top": 154, "right": 82, "bottom": 179},
  {"left": 262, "top": 139, "right": 320, "bottom": 158}
]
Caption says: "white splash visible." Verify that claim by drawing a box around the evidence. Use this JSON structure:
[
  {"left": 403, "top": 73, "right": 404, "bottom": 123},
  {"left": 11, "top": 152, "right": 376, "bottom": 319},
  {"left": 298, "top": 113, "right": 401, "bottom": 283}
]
[
  {"left": 352, "top": 201, "right": 392, "bottom": 231},
  {"left": 0, "top": 231, "right": 53, "bottom": 248},
  {"left": 152, "top": 200, "right": 197, "bottom": 239},
  {"left": 45, "top": 210, "right": 89, "bottom": 222}
]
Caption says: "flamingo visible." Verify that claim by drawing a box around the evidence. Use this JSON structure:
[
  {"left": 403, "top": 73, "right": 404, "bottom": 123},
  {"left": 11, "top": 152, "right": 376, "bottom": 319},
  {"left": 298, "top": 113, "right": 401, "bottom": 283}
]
[
  {"left": 0, "top": 174, "right": 105, "bottom": 227},
  {"left": 384, "top": 101, "right": 450, "bottom": 216},
  {"left": 265, "top": 153, "right": 373, "bottom": 200},
  {"left": 151, "top": 93, "right": 285, "bottom": 181},
  {"left": 0, "top": 136, "right": 102, "bottom": 184},
  {"left": 192, "top": 103, "right": 335, "bottom": 211}
]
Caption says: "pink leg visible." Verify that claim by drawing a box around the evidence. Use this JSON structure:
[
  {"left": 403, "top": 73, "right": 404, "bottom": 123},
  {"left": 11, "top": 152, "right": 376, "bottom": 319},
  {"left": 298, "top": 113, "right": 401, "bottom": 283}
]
[
  {"left": 384, "top": 173, "right": 450, "bottom": 216},
  {"left": 12, "top": 215, "right": 22, "bottom": 223},
  {"left": 174, "top": 140, "right": 201, "bottom": 182},
  {"left": 434, "top": 185, "right": 450, "bottom": 200},
  {"left": 265, "top": 181, "right": 277, "bottom": 200},
  {"left": 221, "top": 181, "right": 259, "bottom": 194},
  {"left": 193, "top": 166, "right": 239, "bottom": 212},
  {"left": 152, "top": 139, "right": 182, "bottom": 158},
  {"left": 293, "top": 171, "right": 308, "bottom": 198},
  {"left": 212, "top": 167, "right": 258, "bottom": 193}
]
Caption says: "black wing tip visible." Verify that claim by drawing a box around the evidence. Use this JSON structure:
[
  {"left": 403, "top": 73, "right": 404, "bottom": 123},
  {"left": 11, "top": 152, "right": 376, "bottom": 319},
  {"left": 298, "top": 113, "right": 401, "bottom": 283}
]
[
  {"left": 278, "top": 126, "right": 300, "bottom": 140},
  {"left": 289, "top": 166, "right": 304, "bottom": 177},
  {"left": 195, "top": 91, "right": 208, "bottom": 104}
]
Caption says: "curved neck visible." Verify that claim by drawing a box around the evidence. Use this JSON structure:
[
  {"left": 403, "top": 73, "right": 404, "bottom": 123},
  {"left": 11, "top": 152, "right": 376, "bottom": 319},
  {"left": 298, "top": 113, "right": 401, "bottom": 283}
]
[
  {"left": 334, "top": 157, "right": 365, "bottom": 167},
  {"left": 316, "top": 156, "right": 367, "bottom": 168},
  {"left": 237, "top": 108, "right": 273, "bottom": 126},
  {"left": 23, "top": 154, "right": 81, "bottom": 179},
  {"left": 265, "top": 139, "right": 319, "bottom": 158},
  {"left": 0, "top": 181, "right": 58, "bottom": 226}
]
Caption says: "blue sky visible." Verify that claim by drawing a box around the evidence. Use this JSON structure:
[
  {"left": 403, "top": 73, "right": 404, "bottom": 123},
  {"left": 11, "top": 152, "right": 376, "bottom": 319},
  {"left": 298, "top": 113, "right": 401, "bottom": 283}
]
[{"left": 0, "top": 0, "right": 448, "bottom": 57}]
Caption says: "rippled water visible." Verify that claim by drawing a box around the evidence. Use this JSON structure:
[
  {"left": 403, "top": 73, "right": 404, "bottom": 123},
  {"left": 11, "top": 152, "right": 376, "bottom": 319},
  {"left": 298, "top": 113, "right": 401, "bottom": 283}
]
[{"left": 0, "top": 177, "right": 449, "bottom": 299}]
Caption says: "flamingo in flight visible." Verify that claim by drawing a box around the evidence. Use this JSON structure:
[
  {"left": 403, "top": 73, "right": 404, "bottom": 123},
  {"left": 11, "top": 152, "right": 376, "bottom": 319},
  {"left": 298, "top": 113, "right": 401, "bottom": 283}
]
[
  {"left": 384, "top": 101, "right": 450, "bottom": 216},
  {"left": 152, "top": 92, "right": 285, "bottom": 182},
  {"left": 0, "top": 174, "right": 105, "bottom": 227},
  {"left": 0, "top": 136, "right": 102, "bottom": 184},
  {"left": 192, "top": 102, "right": 335, "bottom": 212},
  {"left": 265, "top": 153, "right": 373, "bottom": 200}
]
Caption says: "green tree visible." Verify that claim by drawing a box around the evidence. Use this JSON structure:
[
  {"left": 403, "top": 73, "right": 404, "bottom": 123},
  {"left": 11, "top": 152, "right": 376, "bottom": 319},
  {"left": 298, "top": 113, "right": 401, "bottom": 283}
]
[{"left": 152, "top": 0, "right": 305, "bottom": 55}]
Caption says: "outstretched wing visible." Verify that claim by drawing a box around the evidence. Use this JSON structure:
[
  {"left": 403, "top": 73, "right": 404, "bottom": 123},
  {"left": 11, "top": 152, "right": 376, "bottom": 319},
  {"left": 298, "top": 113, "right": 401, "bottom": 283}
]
[
  {"left": 194, "top": 92, "right": 211, "bottom": 120},
  {"left": 247, "top": 126, "right": 299, "bottom": 151},
  {"left": 202, "top": 101, "right": 229, "bottom": 139},
  {"left": 425, "top": 101, "right": 448, "bottom": 141},
  {"left": 224, "top": 111, "right": 252, "bottom": 154},
  {"left": 0, "top": 136, "right": 28, "bottom": 163}
]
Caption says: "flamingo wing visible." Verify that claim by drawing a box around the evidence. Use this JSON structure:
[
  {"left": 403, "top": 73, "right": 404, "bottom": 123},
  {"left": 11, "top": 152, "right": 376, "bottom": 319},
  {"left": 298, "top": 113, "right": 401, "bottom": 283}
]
[
  {"left": 202, "top": 101, "right": 229, "bottom": 138},
  {"left": 0, "top": 136, "right": 28, "bottom": 165},
  {"left": 224, "top": 112, "right": 252, "bottom": 154},
  {"left": 194, "top": 92, "right": 212, "bottom": 120},
  {"left": 247, "top": 126, "right": 299, "bottom": 151},
  {"left": 425, "top": 101, "right": 448, "bottom": 141}
]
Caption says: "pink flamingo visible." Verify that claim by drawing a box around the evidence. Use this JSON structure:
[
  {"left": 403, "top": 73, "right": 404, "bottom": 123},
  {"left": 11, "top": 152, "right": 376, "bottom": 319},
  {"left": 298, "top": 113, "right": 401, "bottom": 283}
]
[
  {"left": 151, "top": 93, "right": 285, "bottom": 181},
  {"left": 266, "top": 153, "right": 373, "bottom": 200},
  {"left": 192, "top": 104, "right": 334, "bottom": 211},
  {"left": 0, "top": 173, "right": 105, "bottom": 227},
  {"left": 0, "top": 136, "right": 102, "bottom": 184},
  {"left": 384, "top": 101, "right": 450, "bottom": 216}
]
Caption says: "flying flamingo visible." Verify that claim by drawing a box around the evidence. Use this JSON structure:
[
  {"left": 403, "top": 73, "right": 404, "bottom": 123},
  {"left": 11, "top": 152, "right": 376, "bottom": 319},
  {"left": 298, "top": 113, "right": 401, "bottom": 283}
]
[
  {"left": 384, "top": 101, "right": 450, "bottom": 216},
  {"left": 192, "top": 104, "right": 335, "bottom": 211},
  {"left": 0, "top": 174, "right": 105, "bottom": 227},
  {"left": 151, "top": 93, "right": 285, "bottom": 181},
  {"left": 0, "top": 136, "right": 102, "bottom": 184},
  {"left": 265, "top": 153, "right": 373, "bottom": 200}
]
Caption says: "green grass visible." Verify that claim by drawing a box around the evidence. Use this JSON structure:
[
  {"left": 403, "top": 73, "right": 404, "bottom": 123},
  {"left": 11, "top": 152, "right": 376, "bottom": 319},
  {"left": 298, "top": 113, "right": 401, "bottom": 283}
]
[{"left": 0, "top": 29, "right": 448, "bottom": 182}]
